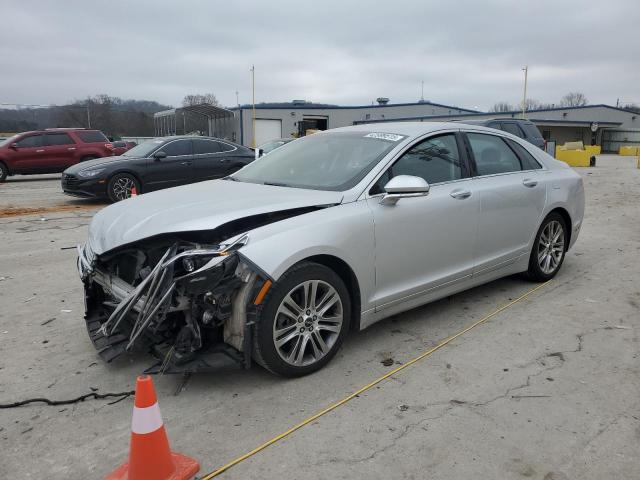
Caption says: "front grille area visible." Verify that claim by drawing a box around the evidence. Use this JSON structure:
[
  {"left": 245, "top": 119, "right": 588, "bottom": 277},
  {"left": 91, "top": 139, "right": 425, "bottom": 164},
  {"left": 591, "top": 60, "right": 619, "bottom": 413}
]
[{"left": 62, "top": 173, "right": 80, "bottom": 188}]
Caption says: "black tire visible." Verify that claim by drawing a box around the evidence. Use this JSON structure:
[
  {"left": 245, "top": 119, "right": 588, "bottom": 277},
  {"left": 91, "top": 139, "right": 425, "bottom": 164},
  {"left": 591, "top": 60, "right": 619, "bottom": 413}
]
[
  {"left": 253, "top": 262, "right": 351, "bottom": 377},
  {"left": 80, "top": 155, "right": 98, "bottom": 162},
  {"left": 526, "top": 212, "right": 568, "bottom": 282},
  {"left": 107, "top": 173, "right": 140, "bottom": 203},
  {"left": 0, "top": 161, "right": 8, "bottom": 182}
]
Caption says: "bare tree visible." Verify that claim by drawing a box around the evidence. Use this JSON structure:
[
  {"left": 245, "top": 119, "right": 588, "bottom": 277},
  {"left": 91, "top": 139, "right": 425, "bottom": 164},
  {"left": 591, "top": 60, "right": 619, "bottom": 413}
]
[
  {"left": 560, "top": 92, "right": 588, "bottom": 107},
  {"left": 622, "top": 103, "right": 640, "bottom": 113},
  {"left": 182, "top": 93, "right": 220, "bottom": 107},
  {"left": 490, "top": 101, "right": 514, "bottom": 112}
]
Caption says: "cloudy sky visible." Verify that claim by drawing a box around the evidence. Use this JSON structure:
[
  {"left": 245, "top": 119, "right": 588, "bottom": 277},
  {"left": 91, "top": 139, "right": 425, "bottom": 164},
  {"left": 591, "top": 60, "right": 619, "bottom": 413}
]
[{"left": 1, "top": 0, "right": 638, "bottom": 111}]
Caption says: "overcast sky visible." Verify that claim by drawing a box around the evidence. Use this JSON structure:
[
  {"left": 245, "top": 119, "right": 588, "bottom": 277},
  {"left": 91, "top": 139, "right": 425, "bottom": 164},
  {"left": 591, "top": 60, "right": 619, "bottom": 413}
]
[{"left": 1, "top": 0, "right": 638, "bottom": 111}]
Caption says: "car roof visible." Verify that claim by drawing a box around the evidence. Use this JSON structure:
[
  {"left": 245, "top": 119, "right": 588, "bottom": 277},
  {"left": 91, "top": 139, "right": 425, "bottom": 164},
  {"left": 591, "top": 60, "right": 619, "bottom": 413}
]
[{"left": 330, "top": 121, "right": 498, "bottom": 137}]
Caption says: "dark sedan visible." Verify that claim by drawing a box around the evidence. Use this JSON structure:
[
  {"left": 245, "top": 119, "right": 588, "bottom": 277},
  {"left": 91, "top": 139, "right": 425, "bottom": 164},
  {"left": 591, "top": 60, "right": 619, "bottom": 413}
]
[{"left": 62, "top": 136, "right": 254, "bottom": 202}]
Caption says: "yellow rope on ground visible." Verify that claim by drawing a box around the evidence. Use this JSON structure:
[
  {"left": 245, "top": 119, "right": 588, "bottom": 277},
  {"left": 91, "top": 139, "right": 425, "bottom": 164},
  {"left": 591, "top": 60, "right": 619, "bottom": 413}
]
[{"left": 201, "top": 280, "right": 551, "bottom": 479}]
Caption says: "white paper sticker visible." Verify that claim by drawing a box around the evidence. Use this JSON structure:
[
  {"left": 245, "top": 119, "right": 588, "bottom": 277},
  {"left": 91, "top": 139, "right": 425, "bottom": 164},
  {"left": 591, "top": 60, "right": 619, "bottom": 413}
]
[{"left": 364, "top": 132, "right": 404, "bottom": 142}]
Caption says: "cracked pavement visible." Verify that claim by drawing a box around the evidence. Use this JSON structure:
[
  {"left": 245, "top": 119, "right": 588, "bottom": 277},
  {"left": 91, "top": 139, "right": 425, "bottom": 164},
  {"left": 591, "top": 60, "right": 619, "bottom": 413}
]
[{"left": 1, "top": 156, "right": 639, "bottom": 479}]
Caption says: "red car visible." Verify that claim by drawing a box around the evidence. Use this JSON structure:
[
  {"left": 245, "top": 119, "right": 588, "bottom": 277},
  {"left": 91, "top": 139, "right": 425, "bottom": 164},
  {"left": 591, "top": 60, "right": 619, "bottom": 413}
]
[
  {"left": 0, "top": 128, "right": 114, "bottom": 182},
  {"left": 111, "top": 140, "right": 137, "bottom": 156}
]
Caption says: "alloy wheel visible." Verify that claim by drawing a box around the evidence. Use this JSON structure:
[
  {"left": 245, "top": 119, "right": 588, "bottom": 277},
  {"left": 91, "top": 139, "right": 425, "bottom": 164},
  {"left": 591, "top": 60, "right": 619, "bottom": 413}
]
[
  {"left": 537, "top": 220, "right": 565, "bottom": 274},
  {"left": 112, "top": 176, "right": 136, "bottom": 200},
  {"left": 273, "top": 280, "right": 343, "bottom": 367}
]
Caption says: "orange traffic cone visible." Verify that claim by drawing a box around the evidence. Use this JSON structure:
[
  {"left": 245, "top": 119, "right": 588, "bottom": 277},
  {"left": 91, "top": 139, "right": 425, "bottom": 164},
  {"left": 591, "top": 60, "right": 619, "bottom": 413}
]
[
  {"left": 106, "top": 376, "right": 200, "bottom": 480},
  {"left": 130, "top": 186, "right": 138, "bottom": 197}
]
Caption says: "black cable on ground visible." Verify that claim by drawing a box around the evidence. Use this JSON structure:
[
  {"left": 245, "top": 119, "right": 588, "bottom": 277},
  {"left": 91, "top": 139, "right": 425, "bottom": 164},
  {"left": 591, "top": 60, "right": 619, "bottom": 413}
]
[{"left": 0, "top": 390, "right": 134, "bottom": 409}]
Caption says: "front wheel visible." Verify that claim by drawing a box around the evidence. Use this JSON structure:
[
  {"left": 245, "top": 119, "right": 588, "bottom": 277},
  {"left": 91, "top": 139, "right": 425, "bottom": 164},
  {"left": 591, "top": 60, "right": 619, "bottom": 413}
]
[
  {"left": 0, "top": 162, "right": 8, "bottom": 182},
  {"left": 526, "top": 213, "right": 567, "bottom": 281},
  {"left": 253, "top": 262, "right": 351, "bottom": 377},
  {"left": 107, "top": 173, "right": 140, "bottom": 202}
]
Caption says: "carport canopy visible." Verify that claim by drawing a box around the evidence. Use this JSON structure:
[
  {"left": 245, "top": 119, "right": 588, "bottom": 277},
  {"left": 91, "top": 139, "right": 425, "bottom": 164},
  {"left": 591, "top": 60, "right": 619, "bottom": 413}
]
[{"left": 181, "top": 103, "right": 234, "bottom": 119}]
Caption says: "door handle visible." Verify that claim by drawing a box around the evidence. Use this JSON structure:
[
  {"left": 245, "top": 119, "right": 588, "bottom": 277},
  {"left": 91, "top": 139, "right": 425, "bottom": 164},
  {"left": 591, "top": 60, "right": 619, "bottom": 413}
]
[
  {"left": 450, "top": 189, "right": 472, "bottom": 199},
  {"left": 220, "top": 158, "right": 229, "bottom": 162},
  {"left": 180, "top": 161, "right": 193, "bottom": 166},
  {"left": 67, "top": 147, "right": 76, "bottom": 151},
  {"left": 522, "top": 178, "right": 538, "bottom": 188},
  {"left": 36, "top": 149, "right": 45, "bottom": 153}
]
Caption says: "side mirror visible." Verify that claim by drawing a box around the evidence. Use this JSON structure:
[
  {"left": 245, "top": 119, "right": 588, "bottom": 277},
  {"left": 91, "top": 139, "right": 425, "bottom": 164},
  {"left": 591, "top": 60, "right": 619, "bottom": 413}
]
[
  {"left": 153, "top": 151, "right": 167, "bottom": 160},
  {"left": 10, "top": 143, "right": 19, "bottom": 150},
  {"left": 380, "top": 175, "right": 430, "bottom": 205}
]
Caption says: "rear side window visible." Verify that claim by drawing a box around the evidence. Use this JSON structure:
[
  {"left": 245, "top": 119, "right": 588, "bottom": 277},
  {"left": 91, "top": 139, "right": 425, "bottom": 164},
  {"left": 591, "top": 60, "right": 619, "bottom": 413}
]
[
  {"left": 45, "top": 133, "right": 74, "bottom": 146},
  {"left": 467, "top": 133, "right": 522, "bottom": 176},
  {"left": 77, "top": 131, "right": 109, "bottom": 143},
  {"left": 16, "top": 135, "right": 43, "bottom": 147},
  {"left": 193, "top": 139, "right": 221, "bottom": 154},
  {"left": 520, "top": 122, "right": 543, "bottom": 139},
  {"left": 218, "top": 142, "right": 236, "bottom": 153},
  {"left": 161, "top": 139, "right": 192, "bottom": 156},
  {"left": 506, "top": 139, "right": 542, "bottom": 170},
  {"left": 500, "top": 123, "right": 524, "bottom": 138}
]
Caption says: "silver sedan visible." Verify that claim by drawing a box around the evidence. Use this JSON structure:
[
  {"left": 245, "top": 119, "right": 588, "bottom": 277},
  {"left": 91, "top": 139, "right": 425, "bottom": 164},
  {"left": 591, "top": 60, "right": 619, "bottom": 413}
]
[{"left": 78, "top": 122, "right": 584, "bottom": 376}]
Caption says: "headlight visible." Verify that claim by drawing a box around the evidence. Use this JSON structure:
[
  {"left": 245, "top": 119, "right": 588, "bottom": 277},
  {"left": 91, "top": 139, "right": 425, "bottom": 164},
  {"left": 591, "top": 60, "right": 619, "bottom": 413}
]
[{"left": 78, "top": 168, "right": 105, "bottom": 178}]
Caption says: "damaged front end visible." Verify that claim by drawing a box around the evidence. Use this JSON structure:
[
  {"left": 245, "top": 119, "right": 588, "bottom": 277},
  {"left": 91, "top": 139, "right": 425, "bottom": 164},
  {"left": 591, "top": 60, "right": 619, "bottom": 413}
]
[{"left": 77, "top": 233, "right": 265, "bottom": 374}]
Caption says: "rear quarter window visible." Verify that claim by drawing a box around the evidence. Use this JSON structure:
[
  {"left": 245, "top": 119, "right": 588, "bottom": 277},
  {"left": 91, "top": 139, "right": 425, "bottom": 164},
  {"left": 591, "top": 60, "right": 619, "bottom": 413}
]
[
  {"left": 520, "top": 122, "right": 543, "bottom": 139},
  {"left": 506, "top": 139, "right": 542, "bottom": 170},
  {"left": 76, "top": 131, "right": 109, "bottom": 143}
]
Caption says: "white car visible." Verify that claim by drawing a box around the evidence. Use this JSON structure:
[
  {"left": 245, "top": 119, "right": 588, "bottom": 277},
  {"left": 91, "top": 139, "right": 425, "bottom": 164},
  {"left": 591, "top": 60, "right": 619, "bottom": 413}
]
[{"left": 77, "top": 122, "right": 584, "bottom": 376}]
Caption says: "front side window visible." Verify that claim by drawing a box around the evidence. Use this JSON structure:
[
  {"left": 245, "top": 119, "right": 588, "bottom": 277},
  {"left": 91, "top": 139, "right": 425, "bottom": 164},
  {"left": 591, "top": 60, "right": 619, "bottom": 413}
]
[
  {"left": 161, "top": 139, "right": 192, "bottom": 157},
  {"left": 45, "top": 133, "right": 74, "bottom": 146},
  {"left": 16, "top": 135, "right": 43, "bottom": 148},
  {"left": 371, "top": 133, "right": 462, "bottom": 194},
  {"left": 501, "top": 123, "right": 524, "bottom": 138},
  {"left": 467, "top": 133, "right": 522, "bottom": 176},
  {"left": 193, "top": 139, "right": 221, "bottom": 155}
]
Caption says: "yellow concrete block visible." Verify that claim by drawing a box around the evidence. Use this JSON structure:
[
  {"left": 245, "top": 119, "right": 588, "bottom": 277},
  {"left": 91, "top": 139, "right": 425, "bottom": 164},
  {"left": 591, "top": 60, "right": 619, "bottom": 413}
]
[
  {"left": 563, "top": 141, "right": 585, "bottom": 151},
  {"left": 584, "top": 145, "right": 601, "bottom": 155},
  {"left": 619, "top": 145, "right": 640, "bottom": 156},
  {"left": 556, "top": 149, "right": 591, "bottom": 167}
]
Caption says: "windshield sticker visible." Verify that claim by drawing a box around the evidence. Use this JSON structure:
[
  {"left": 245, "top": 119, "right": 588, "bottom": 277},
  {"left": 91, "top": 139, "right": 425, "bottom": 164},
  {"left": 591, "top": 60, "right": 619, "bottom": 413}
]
[{"left": 364, "top": 132, "right": 404, "bottom": 142}]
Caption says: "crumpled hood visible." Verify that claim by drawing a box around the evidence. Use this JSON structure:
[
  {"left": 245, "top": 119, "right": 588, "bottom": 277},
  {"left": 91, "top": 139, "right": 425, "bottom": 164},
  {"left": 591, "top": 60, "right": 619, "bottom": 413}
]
[
  {"left": 64, "top": 155, "right": 140, "bottom": 173},
  {"left": 87, "top": 179, "right": 343, "bottom": 255}
]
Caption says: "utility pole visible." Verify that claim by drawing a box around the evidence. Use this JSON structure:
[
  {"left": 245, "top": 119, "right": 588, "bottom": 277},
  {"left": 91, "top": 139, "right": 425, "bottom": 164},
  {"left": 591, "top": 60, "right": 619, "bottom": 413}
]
[
  {"left": 251, "top": 65, "right": 256, "bottom": 148},
  {"left": 235, "top": 90, "right": 240, "bottom": 108},
  {"left": 421, "top": 80, "right": 424, "bottom": 102},
  {"left": 86, "top": 99, "right": 92, "bottom": 128},
  {"left": 521, "top": 66, "right": 528, "bottom": 119}
]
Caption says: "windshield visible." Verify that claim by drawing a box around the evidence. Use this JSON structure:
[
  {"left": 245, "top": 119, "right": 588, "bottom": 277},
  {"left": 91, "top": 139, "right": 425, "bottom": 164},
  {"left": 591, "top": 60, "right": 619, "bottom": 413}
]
[
  {"left": 0, "top": 134, "right": 20, "bottom": 147},
  {"left": 123, "top": 138, "right": 166, "bottom": 157},
  {"left": 232, "top": 131, "right": 405, "bottom": 191}
]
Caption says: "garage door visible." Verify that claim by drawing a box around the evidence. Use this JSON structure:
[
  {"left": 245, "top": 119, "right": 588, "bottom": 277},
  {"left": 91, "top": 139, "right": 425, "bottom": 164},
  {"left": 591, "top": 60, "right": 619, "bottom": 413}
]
[{"left": 255, "top": 119, "right": 282, "bottom": 146}]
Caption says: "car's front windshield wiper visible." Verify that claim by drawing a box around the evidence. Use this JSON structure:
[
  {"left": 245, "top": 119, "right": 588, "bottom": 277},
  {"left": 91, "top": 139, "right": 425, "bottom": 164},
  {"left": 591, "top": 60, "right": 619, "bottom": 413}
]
[{"left": 263, "top": 181, "right": 294, "bottom": 188}]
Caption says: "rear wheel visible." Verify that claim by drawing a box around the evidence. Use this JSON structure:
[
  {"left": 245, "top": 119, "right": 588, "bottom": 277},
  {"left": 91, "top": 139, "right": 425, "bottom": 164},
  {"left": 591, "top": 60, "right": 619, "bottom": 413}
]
[
  {"left": 0, "top": 162, "right": 8, "bottom": 182},
  {"left": 526, "top": 213, "right": 567, "bottom": 281},
  {"left": 107, "top": 173, "right": 140, "bottom": 202},
  {"left": 253, "top": 262, "right": 351, "bottom": 377}
]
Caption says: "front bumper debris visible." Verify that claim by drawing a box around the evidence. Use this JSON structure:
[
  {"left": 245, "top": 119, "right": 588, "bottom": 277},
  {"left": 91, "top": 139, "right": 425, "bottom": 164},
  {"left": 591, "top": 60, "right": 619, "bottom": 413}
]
[{"left": 79, "top": 234, "right": 261, "bottom": 373}]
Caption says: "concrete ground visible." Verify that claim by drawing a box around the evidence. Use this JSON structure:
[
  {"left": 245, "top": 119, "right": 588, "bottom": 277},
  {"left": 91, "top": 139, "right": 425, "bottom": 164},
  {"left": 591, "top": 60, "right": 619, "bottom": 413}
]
[{"left": 1, "top": 156, "right": 638, "bottom": 479}]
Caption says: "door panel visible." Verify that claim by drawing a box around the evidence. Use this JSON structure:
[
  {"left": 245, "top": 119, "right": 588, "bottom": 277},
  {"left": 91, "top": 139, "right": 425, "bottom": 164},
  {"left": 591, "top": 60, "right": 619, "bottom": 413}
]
[
  {"left": 143, "top": 139, "right": 193, "bottom": 190},
  {"left": 368, "top": 181, "right": 479, "bottom": 310},
  {"left": 471, "top": 173, "right": 546, "bottom": 272},
  {"left": 43, "top": 133, "right": 77, "bottom": 170},
  {"left": 464, "top": 132, "right": 547, "bottom": 273},
  {"left": 10, "top": 134, "right": 44, "bottom": 172},
  {"left": 367, "top": 131, "right": 478, "bottom": 310}
]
